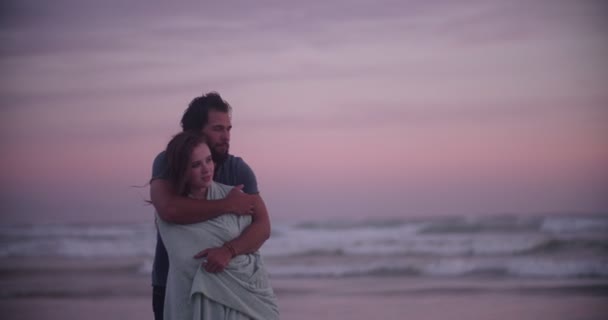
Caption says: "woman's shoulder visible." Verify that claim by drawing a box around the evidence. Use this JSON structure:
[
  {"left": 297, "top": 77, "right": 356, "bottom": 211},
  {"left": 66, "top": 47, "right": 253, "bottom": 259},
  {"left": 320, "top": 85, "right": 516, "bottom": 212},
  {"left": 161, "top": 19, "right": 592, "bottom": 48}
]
[{"left": 208, "top": 181, "right": 235, "bottom": 199}]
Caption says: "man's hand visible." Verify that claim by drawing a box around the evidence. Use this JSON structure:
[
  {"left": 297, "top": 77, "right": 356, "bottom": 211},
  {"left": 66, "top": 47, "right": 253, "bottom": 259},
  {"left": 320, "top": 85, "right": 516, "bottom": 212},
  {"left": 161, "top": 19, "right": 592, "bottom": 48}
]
[
  {"left": 226, "top": 185, "right": 255, "bottom": 215},
  {"left": 193, "top": 247, "right": 232, "bottom": 273}
]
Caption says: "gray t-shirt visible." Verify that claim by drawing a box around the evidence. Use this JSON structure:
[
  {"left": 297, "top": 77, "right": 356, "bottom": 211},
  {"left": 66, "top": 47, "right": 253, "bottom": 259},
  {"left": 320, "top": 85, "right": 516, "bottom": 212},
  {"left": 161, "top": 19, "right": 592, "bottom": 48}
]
[{"left": 151, "top": 150, "right": 259, "bottom": 286}]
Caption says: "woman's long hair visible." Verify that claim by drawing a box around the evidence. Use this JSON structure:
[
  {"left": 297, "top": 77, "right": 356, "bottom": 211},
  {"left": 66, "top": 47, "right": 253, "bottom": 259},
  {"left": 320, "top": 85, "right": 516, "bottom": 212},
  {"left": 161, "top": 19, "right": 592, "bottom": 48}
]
[{"left": 165, "top": 131, "right": 208, "bottom": 196}]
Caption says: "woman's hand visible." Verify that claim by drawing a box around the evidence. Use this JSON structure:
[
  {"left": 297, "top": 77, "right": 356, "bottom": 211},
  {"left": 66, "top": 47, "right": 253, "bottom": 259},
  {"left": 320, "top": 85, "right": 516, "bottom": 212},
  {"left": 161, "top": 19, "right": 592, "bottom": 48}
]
[{"left": 193, "top": 246, "right": 232, "bottom": 273}]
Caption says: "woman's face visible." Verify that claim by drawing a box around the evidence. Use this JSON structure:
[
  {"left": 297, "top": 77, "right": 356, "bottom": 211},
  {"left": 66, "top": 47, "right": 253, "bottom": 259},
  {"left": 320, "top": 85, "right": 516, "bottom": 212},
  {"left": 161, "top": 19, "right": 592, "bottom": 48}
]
[{"left": 187, "top": 143, "right": 214, "bottom": 191}]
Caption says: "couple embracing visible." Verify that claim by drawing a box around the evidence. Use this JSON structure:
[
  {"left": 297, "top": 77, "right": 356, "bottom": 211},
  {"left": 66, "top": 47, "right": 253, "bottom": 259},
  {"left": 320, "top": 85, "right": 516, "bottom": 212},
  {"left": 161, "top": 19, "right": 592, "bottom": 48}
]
[{"left": 149, "top": 92, "right": 279, "bottom": 320}]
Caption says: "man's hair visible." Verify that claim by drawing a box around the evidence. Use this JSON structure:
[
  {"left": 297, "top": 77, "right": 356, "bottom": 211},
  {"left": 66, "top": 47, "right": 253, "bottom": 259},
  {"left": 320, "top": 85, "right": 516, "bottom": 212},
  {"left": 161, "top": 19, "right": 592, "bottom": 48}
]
[
  {"left": 165, "top": 131, "right": 208, "bottom": 196},
  {"left": 180, "top": 92, "right": 232, "bottom": 132}
]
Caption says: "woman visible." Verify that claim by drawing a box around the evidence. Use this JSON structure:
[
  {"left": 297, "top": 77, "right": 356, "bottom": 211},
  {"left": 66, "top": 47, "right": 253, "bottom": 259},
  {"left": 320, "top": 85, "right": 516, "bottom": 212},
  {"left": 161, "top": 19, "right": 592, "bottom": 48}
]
[{"left": 156, "top": 131, "right": 279, "bottom": 320}]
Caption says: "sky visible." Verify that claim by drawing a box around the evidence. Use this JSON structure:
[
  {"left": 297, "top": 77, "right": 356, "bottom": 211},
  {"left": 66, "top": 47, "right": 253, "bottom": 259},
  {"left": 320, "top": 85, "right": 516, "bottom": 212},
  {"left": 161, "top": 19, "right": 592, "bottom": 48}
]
[{"left": 1, "top": 0, "right": 607, "bottom": 225}]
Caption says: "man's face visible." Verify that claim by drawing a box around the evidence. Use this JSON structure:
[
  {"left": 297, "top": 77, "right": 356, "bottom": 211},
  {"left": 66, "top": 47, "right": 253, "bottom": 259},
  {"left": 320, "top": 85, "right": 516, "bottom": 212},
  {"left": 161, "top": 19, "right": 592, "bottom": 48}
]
[{"left": 201, "top": 110, "right": 231, "bottom": 162}]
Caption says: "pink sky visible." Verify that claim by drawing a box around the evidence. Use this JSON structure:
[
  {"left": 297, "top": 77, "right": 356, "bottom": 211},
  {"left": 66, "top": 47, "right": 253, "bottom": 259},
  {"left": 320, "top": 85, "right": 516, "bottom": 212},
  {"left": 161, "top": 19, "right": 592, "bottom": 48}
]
[{"left": 1, "top": 0, "right": 606, "bottom": 224}]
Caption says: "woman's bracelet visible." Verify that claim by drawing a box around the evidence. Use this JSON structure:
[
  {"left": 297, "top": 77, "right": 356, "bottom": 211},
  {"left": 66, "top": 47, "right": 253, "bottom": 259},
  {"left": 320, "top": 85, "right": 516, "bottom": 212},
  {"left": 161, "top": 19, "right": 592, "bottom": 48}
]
[{"left": 223, "top": 242, "right": 237, "bottom": 258}]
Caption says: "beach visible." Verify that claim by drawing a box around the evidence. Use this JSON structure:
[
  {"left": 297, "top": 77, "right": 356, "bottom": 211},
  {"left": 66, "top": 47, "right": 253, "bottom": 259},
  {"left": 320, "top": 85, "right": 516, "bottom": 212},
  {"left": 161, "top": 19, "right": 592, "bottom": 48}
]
[{"left": 2, "top": 256, "right": 607, "bottom": 320}]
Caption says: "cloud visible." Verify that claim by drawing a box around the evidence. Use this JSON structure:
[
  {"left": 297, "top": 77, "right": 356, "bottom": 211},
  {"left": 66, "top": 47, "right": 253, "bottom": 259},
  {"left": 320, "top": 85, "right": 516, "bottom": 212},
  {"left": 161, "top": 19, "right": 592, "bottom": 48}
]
[
  {"left": 3, "top": 0, "right": 605, "bottom": 105},
  {"left": 1, "top": 0, "right": 606, "bottom": 223}
]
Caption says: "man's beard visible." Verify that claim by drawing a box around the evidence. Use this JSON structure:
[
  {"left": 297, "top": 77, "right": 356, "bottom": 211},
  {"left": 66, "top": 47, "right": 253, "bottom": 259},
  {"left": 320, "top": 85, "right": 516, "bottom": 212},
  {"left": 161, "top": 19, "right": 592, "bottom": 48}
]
[{"left": 211, "top": 144, "right": 229, "bottom": 164}]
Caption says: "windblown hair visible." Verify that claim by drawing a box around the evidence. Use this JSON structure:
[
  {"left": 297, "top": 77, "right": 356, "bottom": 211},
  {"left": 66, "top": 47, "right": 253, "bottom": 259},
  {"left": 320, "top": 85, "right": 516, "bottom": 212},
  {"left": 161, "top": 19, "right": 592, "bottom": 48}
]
[
  {"left": 181, "top": 91, "right": 232, "bottom": 132},
  {"left": 165, "top": 131, "right": 208, "bottom": 196}
]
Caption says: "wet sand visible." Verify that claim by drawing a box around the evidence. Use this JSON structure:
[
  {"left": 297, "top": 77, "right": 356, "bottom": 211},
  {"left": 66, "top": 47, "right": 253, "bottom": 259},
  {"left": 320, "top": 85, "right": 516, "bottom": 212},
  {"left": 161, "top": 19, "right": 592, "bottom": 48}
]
[{"left": 1, "top": 257, "right": 607, "bottom": 320}]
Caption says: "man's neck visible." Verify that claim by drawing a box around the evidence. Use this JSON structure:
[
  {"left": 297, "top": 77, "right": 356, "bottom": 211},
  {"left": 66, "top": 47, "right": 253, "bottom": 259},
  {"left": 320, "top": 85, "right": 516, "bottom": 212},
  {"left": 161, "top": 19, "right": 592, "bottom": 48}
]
[
  {"left": 213, "top": 153, "right": 230, "bottom": 176},
  {"left": 212, "top": 152, "right": 229, "bottom": 165}
]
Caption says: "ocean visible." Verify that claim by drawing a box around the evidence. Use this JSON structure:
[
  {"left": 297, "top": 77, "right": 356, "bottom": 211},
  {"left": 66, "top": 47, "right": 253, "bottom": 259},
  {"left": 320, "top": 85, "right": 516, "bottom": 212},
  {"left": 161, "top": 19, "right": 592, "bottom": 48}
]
[{"left": 2, "top": 212, "right": 607, "bottom": 280}]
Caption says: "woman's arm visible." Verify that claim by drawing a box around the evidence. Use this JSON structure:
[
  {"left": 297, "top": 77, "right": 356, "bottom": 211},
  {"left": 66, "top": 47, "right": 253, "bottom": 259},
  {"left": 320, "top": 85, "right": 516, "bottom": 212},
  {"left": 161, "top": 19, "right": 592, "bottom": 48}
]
[{"left": 193, "top": 193, "right": 271, "bottom": 273}]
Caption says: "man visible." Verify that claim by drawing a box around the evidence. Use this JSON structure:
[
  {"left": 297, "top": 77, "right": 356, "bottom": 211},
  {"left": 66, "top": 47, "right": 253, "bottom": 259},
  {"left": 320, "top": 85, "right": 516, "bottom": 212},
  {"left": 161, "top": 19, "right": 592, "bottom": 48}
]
[{"left": 149, "top": 92, "right": 271, "bottom": 320}]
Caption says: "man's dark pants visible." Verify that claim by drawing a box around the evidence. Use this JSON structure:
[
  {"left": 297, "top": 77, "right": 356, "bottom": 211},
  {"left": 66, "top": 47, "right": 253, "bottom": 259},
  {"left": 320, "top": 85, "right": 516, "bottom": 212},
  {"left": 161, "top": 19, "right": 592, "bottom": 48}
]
[{"left": 152, "top": 285, "right": 165, "bottom": 320}]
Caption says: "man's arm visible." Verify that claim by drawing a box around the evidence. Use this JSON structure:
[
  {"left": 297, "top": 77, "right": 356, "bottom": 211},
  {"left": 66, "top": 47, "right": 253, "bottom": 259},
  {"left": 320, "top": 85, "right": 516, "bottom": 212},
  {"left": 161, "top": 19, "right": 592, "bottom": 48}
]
[
  {"left": 227, "top": 193, "right": 271, "bottom": 253},
  {"left": 150, "top": 179, "right": 254, "bottom": 224}
]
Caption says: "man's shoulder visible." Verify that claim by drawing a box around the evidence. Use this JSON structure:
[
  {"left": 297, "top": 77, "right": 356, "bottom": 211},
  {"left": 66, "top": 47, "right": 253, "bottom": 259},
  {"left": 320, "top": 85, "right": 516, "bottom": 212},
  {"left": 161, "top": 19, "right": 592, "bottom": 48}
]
[
  {"left": 151, "top": 150, "right": 168, "bottom": 180},
  {"left": 225, "top": 154, "right": 252, "bottom": 171},
  {"left": 217, "top": 154, "right": 258, "bottom": 194},
  {"left": 225, "top": 154, "right": 245, "bottom": 164},
  {"left": 154, "top": 150, "right": 167, "bottom": 161}
]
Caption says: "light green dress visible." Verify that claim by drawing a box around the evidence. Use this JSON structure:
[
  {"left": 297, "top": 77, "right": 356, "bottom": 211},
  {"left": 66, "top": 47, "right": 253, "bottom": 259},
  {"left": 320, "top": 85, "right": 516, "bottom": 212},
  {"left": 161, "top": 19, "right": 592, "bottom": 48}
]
[{"left": 156, "top": 182, "right": 279, "bottom": 320}]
